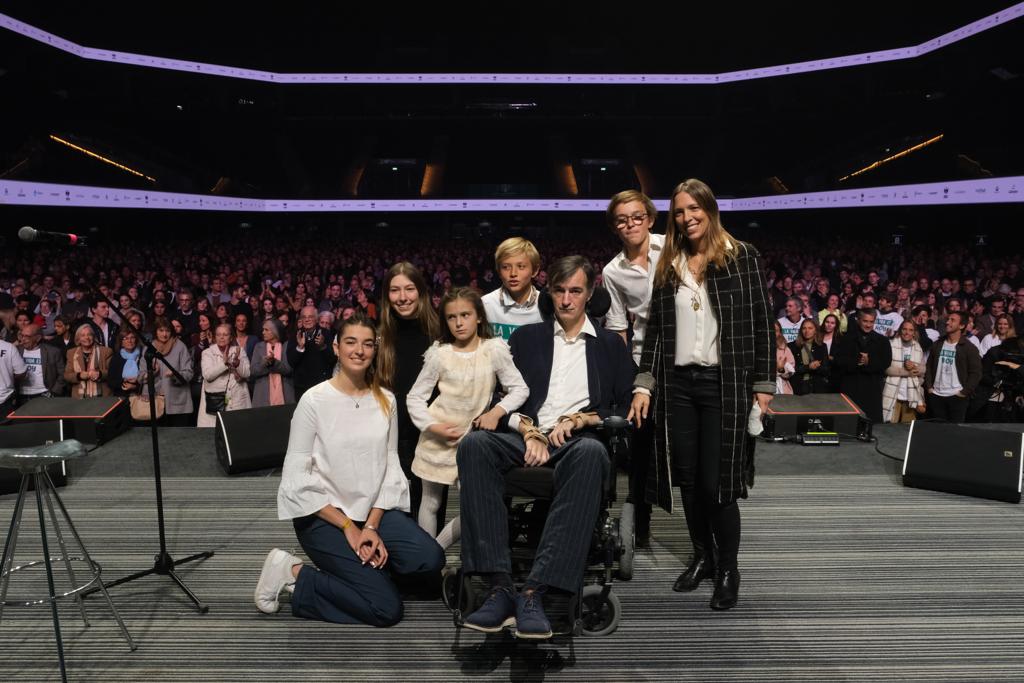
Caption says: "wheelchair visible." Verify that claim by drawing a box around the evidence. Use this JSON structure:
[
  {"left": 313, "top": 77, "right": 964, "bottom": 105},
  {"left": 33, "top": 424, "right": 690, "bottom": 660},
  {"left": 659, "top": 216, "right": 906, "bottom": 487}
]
[{"left": 446, "top": 414, "right": 635, "bottom": 650}]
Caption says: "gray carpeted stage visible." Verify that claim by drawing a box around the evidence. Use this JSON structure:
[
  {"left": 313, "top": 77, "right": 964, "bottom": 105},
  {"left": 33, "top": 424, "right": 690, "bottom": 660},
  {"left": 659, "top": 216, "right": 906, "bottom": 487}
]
[{"left": 2, "top": 423, "right": 1023, "bottom": 682}]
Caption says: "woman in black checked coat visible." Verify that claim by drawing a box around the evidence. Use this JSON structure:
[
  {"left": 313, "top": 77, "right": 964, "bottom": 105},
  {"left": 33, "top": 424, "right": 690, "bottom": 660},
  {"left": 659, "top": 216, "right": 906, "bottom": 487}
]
[{"left": 630, "top": 178, "right": 774, "bottom": 611}]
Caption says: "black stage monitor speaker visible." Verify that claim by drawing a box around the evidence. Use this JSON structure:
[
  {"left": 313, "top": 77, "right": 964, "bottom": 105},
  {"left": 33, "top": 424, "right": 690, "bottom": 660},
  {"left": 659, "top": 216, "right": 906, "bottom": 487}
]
[
  {"left": 0, "top": 420, "right": 69, "bottom": 494},
  {"left": 215, "top": 404, "right": 297, "bottom": 475},
  {"left": 763, "top": 393, "right": 872, "bottom": 440},
  {"left": 902, "top": 421, "right": 1023, "bottom": 503},
  {"left": 6, "top": 396, "right": 129, "bottom": 445}
]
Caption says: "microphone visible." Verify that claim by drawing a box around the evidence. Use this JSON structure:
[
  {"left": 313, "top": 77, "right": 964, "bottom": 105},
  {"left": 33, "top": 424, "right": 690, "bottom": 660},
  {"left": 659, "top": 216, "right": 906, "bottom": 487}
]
[{"left": 18, "top": 226, "right": 88, "bottom": 247}]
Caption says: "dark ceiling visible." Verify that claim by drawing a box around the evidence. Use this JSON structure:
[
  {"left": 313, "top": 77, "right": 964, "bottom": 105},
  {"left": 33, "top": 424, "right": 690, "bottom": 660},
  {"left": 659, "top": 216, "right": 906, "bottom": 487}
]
[{"left": 0, "top": 2, "right": 1022, "bottom": 200}]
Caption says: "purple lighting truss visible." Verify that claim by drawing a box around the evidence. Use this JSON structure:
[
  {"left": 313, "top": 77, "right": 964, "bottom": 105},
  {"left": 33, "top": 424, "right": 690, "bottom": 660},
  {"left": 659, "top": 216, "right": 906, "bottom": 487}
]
[
  {"left": 2, "top": 177, "right": 1021, "bottom": 213},
  {"left": 1, "top": 5, "right": 1023, "bottom": 84}
]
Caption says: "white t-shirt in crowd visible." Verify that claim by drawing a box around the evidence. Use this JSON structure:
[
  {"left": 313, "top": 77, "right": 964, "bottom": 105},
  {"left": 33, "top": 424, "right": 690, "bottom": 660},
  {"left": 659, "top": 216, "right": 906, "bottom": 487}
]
[
  {"left": 482, "top": 287, "right": 543, "bottom": 342},
  {"left": 0, "top": 340, "right": 28, "bottom": 403},
  {"left": 874, "top": 311, "right": 903, "bottom": 338},
  {"left": 932, "top": 341, "right": 963, "bottom": 397},
  {"left": 602, "top": 233, "right": 666, "bottom": 365},
  {"left": 777, "top": 315, "right": 805, "bottom": 344},
  {"left": 19, "top": 347, "right": 46, "bottom": 395}
]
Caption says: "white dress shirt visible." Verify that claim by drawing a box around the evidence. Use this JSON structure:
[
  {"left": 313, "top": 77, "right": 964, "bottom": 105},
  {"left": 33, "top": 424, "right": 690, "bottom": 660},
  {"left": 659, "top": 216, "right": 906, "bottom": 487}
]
[
  {"left": 277, "top": 381, "right": 410, "bottom": 521},
  {"left": 674, "top": 255, "right": 720, "bottom": 367},
  {"left": 509, "top": 318, "right": 596, "bottom": 433},
  {"left": 602, "top": 233, "right": 666, "bottom": 365}
]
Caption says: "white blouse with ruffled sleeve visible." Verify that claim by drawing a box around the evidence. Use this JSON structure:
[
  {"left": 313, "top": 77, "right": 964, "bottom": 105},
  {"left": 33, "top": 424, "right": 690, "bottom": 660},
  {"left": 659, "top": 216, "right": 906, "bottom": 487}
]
[{"left": 277, "top": 381, "right": 410, "bottom": 522}]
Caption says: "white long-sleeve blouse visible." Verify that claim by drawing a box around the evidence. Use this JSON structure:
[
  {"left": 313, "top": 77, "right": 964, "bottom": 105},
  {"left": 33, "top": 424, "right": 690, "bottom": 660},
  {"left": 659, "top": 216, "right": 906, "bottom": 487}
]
[{"left": 277, "top": 381, "right": 410, "bottom": 522}]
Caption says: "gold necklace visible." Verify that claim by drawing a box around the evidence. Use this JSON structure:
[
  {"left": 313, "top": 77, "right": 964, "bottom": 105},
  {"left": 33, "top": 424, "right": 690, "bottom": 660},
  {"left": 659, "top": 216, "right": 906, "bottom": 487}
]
[{"left": 691, "top": 290, "right": 701, "bottom": 312}]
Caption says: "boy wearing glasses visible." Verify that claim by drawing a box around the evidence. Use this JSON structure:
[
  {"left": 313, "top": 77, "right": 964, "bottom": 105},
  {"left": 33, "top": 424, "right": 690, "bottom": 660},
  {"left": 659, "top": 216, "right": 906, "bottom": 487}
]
[{"left": 601, "top": 189, "right": 664, "bottom": 547}]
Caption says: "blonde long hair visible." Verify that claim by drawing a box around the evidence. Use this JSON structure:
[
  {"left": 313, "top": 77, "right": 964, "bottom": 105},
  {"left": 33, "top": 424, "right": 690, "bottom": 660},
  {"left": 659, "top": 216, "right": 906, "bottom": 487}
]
[
  {"left": 653, "top": 178, "right": 738, "bottom": 290},
  {"left": 376, "top": 262, "right": 439, "bottom": 389}
]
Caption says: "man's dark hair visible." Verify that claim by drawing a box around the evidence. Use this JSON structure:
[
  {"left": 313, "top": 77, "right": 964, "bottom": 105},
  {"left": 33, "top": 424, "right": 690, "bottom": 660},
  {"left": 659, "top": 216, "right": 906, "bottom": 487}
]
[
  {"left": 547, "top": 255, "right": 594, "bottom": 292},
  {"left": 858, "top": 307, "right": 878, "bottom": 321},
  {"left": 911, "top": 305, "right": 931, "bottom": 318},
  {"left": 947, "top": 311, "right": 965, "bottom": 328}
]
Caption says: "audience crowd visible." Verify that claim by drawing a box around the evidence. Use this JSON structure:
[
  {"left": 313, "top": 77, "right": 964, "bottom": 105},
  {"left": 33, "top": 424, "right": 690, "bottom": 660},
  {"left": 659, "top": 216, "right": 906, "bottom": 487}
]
[{"left": 2, "top": 231, "right": 1023, "bottom": 424}]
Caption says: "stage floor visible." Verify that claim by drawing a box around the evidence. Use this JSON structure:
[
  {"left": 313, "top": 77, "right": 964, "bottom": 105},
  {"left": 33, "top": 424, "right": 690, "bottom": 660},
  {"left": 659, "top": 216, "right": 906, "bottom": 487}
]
[{"left": 2, "top": 424, "right": 1023, "bottom": 682}]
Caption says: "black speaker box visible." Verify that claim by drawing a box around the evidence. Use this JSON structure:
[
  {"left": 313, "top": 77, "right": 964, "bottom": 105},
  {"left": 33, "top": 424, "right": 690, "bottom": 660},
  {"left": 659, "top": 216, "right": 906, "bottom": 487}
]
[
  {"left": 215, "top": 404, "right": 297, "bottom": 475},
  {"left": 6, "top": 396, "right": 129, "bottom": 445},
  {"left": 0, "top": 420, "right": 69, "bottom": 494},
  {"left": 902, "top": 421, "right": 1023, "bottom": 503},
  {"left": 763, "top": 393, "right": 872, "bottom": 440}
]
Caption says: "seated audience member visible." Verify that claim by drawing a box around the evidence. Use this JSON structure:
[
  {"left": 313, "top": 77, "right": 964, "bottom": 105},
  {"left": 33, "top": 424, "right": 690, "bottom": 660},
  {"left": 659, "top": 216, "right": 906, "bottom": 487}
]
[
  {"left": 789, "top": 318, "right": 830, "bottom": 395},
  {"left": 882, "top": 321, "right": 926, "bottom": 423},
  {"left": 16, "top": 323, "right": 66, "bottom": 402},
  {"left": 65, "top": 324, "right": 113, "bottom": 398},
  {"left": 457, "top": 256, "right": 633, "bottom": 640},
  {"left": 924, "top": 311, "right": 982, "bottom": 423},
  {"left": 107, "top": 327, "right": 146, "bottom": 399},
  {"left": 481, "top": 237, "right": 544, "bottom": 342},
  {"left": 255, "top": 313, "right": 444, "bottom": 625},
  {"left": 832, "top": 309, "right": 892, "bottom": 422},
  {"left": 198, "top": 323, "right": 251, "bottom": 427},
  {"left": 151, "top": 317, "right": 195, "bottom": 427},
  {"left": 979, "top": 314, "right": 1014, "bottom": 358},
  {"left": 774, "top": 321, "right": 795, "bottom": 394},
  {"left": 251, "top": 319, "right": 295, "bottom": 408}
]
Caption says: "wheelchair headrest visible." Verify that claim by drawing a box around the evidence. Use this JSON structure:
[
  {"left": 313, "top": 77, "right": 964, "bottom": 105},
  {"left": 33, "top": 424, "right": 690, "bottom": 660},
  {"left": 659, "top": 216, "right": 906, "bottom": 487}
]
[{"left": 536, "top": 286, "right": 612, "bottom": 320}]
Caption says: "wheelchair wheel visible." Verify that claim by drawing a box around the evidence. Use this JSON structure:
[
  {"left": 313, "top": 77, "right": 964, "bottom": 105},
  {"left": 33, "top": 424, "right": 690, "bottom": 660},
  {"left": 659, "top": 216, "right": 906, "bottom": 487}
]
[
  {"left": 579, "top": 584, "right": 621, "bottom": 637},
  {"left": 617, "top": 502, "right": 635, "bottom": 581}
]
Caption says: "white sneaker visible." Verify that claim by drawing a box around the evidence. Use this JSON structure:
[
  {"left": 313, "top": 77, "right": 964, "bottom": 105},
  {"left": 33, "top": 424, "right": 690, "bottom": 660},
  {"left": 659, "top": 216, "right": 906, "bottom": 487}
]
[{"left": 255, "top": 548, "right": 300, "bottom": 614}]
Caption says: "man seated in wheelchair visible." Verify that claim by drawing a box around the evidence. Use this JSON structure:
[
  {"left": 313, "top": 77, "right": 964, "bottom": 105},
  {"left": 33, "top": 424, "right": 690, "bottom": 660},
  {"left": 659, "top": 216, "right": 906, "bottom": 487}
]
[{"left": 456, "top": 255, "right": 634, "bottom": 640}]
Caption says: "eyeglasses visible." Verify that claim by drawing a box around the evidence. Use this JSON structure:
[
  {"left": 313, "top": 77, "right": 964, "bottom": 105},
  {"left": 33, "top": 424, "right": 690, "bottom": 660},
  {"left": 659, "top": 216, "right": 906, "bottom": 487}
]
[{"left": 613, "top": 213, "right": 648, "bottom": 228}]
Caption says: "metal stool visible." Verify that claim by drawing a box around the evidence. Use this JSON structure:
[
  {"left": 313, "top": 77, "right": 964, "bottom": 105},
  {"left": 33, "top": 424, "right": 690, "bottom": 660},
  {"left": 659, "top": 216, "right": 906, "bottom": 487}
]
[{"left": 0, "top": 439, "right": 136, "bottom": 683}]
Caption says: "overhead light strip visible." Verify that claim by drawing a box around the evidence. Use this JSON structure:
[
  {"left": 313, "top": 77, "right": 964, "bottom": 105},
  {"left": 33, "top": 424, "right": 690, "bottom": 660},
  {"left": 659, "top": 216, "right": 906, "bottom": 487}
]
[
  {"left": 1, "top": 5, "right": 1022, "bottom": 84},
  {"left": 49, "top": 135, "right": 156, "bottom": 182},
  {"left": 1, "top": 177, "right": 1020, "bottom": 213},
  {"left": 839, "top": 134, "right": 945, "bottom": 181}
]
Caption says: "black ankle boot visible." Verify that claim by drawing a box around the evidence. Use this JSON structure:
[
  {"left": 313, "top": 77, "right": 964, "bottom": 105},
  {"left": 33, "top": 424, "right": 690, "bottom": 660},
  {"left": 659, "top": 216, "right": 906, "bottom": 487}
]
[
  {"left": 710, "top": 568, "right": 740, "bottom": 610},
  {"left": 672, "top": 552, "right": 715, "bottom": 592}
]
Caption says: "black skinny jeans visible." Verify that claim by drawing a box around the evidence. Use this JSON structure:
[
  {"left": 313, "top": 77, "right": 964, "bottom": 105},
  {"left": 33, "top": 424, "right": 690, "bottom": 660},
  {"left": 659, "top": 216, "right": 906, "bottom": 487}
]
[{"left": 669, "top": 365, "right": 741, "bottom": 570}]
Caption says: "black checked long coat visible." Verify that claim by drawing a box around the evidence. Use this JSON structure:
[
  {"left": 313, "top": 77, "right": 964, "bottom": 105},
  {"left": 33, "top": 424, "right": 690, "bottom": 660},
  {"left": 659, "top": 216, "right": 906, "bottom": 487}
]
[{"left": 634, "top": 241, "right": 775, "bottom": 512}]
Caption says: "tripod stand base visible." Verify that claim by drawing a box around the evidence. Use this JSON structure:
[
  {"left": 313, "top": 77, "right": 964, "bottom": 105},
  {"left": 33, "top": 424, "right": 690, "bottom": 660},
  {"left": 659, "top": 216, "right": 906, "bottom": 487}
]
[{"left": 85, "top": 550, "right": 215, "bottom": 613}]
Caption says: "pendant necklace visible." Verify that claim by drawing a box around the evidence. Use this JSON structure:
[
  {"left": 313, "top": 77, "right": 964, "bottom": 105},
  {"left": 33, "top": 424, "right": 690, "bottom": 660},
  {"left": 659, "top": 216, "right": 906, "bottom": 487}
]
[{"left": 691, "top": 291, "right": 701, "bottom": 312}]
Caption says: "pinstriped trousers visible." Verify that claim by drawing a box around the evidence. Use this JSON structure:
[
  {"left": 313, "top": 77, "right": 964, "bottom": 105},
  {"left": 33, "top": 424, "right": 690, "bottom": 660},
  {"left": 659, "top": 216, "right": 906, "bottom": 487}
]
[{"left": 457, "top": 430, "right": 609, "bottom": 593}]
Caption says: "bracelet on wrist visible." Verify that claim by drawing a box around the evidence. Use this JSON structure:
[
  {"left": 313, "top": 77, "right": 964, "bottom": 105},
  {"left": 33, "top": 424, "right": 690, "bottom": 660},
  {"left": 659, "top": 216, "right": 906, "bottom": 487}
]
[{"left": 364, "top": 523, "right": 378, "bottom": 532}]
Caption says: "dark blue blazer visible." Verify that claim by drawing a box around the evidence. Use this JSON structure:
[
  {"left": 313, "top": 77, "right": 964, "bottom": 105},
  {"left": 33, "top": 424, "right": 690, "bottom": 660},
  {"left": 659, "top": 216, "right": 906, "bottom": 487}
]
[{"left": 504, "top": 318, "right": 634, "bottom": 428}]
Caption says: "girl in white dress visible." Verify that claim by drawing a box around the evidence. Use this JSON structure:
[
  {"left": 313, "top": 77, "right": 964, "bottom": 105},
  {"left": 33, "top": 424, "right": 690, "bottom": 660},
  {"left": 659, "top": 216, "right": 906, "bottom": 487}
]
[{"left": 407, "top": 288, "right": 529, "bottom": 549}]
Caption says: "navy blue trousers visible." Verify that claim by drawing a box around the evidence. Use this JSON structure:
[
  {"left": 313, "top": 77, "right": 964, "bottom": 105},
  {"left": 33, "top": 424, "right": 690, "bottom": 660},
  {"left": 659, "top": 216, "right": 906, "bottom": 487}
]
[
  {"left": 291, "top": 509, "right": 445, "bottom": 625},
  {"left": 457, "top": 430, "right": 609, "bottom": 593}
]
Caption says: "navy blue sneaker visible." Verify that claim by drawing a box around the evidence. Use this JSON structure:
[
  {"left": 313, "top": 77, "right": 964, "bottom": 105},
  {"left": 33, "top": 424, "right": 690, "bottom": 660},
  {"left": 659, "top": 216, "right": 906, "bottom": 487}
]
[
  {"left": 514, "top": 588, "right": 553, "bottom": 640},
  {"left": 462, "top": 586, "right": 516, "bottom": 633}
]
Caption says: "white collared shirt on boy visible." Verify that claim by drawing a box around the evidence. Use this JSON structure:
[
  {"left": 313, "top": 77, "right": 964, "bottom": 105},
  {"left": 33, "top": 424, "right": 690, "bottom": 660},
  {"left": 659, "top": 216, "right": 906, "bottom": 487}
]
[{"left": 602, "top": 233, "right": 666, "bottom": 365}]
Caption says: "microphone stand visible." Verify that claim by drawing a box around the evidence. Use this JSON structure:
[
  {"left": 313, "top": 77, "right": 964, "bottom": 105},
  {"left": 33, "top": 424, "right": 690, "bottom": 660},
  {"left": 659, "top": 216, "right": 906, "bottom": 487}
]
[{"left": 80, "top": 287, "right": 213, "bottom": 613}]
